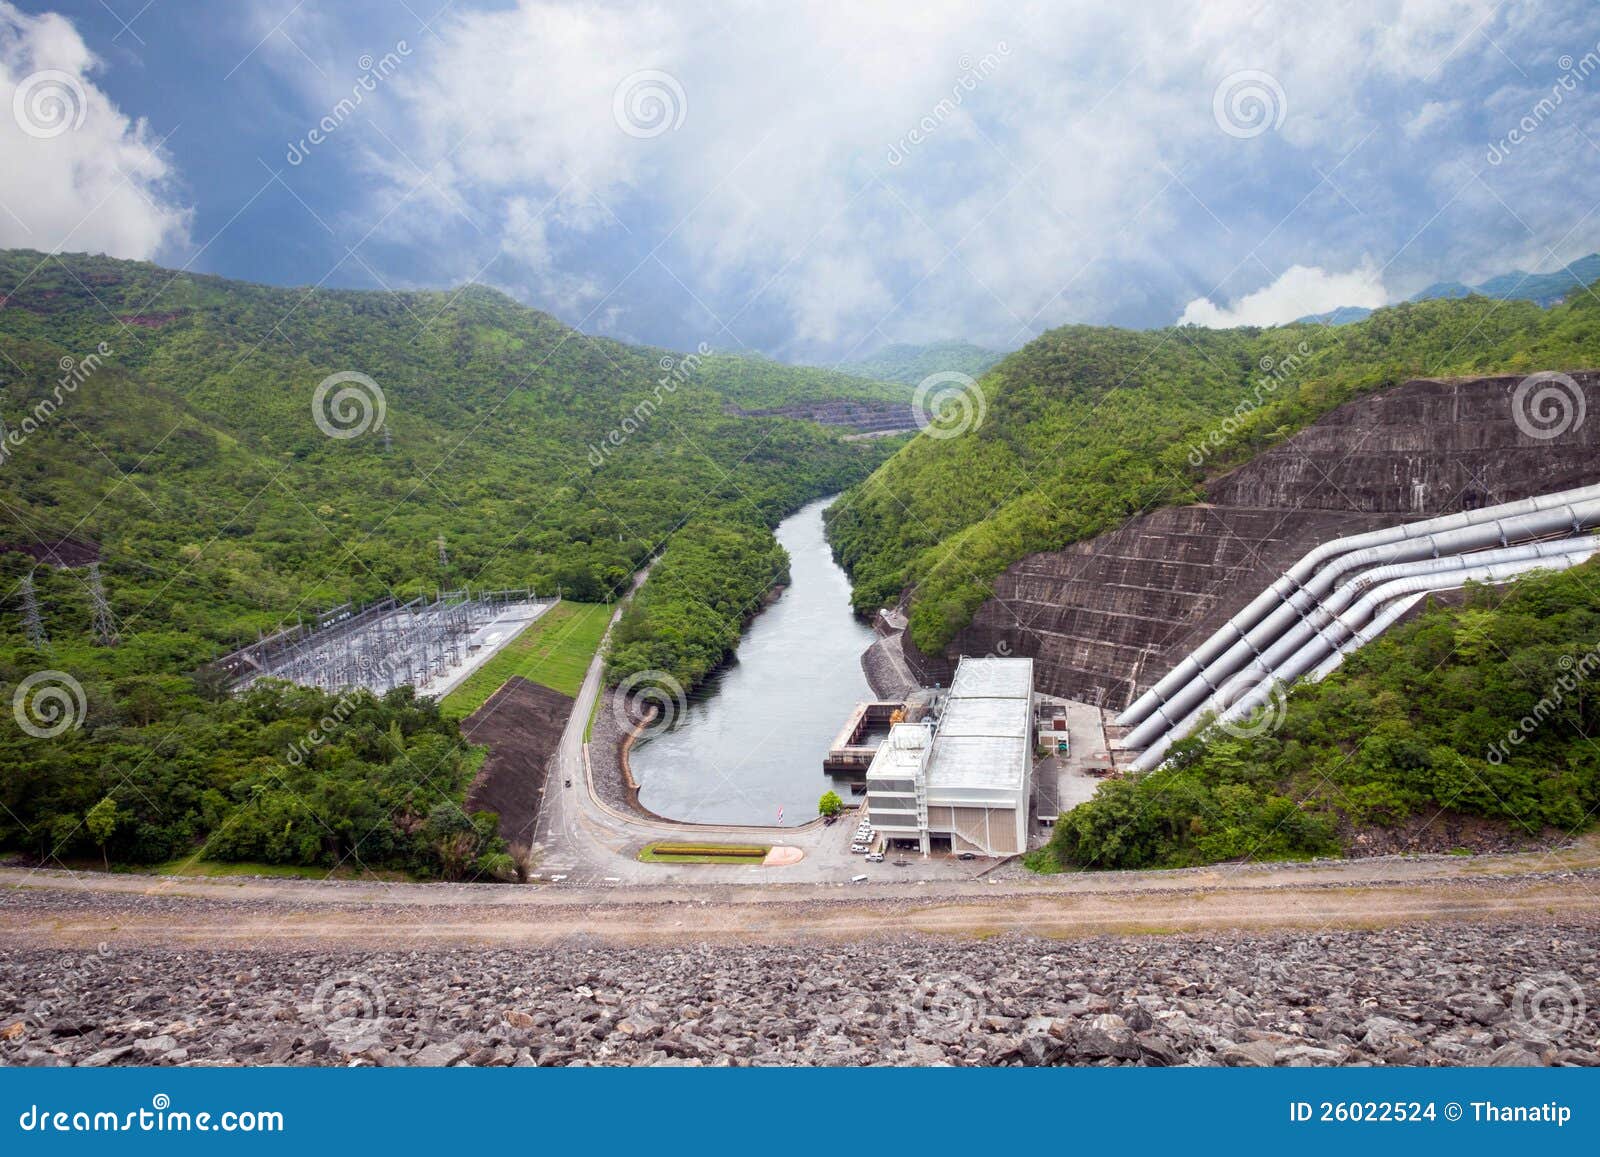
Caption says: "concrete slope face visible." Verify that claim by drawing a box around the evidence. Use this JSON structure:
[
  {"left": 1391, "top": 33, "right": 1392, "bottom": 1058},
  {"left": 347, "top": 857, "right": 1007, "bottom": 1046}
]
[
  {"left": 937, "top": 372, "right": 1600, "bottom": 711},
  {"left": 1124, "top": 523, "right": 1600, "bottom": 770}
]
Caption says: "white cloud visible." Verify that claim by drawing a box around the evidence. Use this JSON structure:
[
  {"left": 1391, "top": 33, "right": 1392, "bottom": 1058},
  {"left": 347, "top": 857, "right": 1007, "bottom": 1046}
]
[
  {"left": 337, "top": 0, "right": 1593, "bottom": 355},
  {"left": 1404, "top": 99, "right": 1457, "bottom": 138},
  {"left": 1177, "top": 262, "right": 1389, "bottom": 327},
  {"left": 0, "top": 2, "right": 189, "bottom": 260}
]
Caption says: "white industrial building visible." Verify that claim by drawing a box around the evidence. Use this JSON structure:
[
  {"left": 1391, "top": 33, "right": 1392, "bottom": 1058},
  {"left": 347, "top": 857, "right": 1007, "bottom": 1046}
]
[{"left": 865, "top": 656, "right": 1035, "bottom": 857}]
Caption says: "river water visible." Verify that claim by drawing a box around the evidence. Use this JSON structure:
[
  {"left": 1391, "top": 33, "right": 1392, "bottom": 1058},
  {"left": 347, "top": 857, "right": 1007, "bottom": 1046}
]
[{"left": 630, "top": 496, "right": 876, "bottom": 826}]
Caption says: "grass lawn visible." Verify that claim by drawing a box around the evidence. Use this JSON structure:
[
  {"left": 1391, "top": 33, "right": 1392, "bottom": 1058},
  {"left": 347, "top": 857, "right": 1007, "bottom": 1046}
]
[
  {"left": 637, "top": 841, "right": 771, "bottom": 864},
  {"left": 440, "top": 601, "right": 610, "bottom": 720}
]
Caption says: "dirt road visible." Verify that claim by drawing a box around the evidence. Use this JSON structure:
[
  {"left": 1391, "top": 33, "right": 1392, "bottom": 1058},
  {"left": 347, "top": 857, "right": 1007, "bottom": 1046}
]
[{"left": 5, "top": 835, "right": 1599, "bottom": 950}]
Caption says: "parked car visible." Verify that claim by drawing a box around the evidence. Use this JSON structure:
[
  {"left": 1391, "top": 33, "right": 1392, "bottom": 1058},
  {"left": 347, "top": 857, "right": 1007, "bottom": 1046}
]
[
  {"left": 957, "top": 851, "right": 976, "bottom": 861},
  {"left": 564, "top": 778, "right": 572, "bottom": 788},
  {"left": 850, "top": 874, "right": 868, "bottom": 884},
  {"left": 850, "top": 843, "right": 868, "bottom": 854},
  {"left": 866, "top": 852, "right": 884, "bottom": 863}
]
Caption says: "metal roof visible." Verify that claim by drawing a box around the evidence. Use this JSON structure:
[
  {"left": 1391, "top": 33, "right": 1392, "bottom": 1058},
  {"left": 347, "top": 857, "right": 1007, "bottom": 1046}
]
[
  {"left": 925, "top": 735, "right": 1030, "bottom": 790},
  {"left": 864, "top": 722, "right": 931, "bottom": 780},
  {"left": 948, "top": 656, "right": 1034, "bottom": 700},
  {"left": 925, "top": 657, "right": 1033, "bottom": 793},
  {"left": 939, "top": 695, "right": 1026, "bottom": 737}
]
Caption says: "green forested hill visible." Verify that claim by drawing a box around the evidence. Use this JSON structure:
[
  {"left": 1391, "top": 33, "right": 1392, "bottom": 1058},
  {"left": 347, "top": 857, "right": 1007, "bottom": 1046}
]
[
  {"left": 836, "top": 340, "right": 1003, "bottom": 386},
  {"left": 697, "top": 351, "right": 912, "bottom": 405},
  {"left": 0, "top": 250, "right": 894, "bottom": 874},
  {"left": 827, "top": 290, "right": 1600, "bottom": 653}
]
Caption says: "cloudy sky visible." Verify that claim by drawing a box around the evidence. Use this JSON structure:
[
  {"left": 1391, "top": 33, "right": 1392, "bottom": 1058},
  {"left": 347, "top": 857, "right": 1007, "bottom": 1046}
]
[{"left": 4, "top": 0, "right": 1600, "bottom": 362}]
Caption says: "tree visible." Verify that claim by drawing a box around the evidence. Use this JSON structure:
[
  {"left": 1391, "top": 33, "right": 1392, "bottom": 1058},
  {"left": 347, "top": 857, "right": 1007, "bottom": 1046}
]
[
  {"left": 817, "top": 790, "right": 843, "bottom": 817},
  {"left": 84, "top": 795, "right": 121, "bottom": 871}
]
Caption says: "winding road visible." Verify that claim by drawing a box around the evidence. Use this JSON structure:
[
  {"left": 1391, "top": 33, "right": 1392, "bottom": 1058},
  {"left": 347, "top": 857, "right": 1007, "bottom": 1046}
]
[{"left": 529, "top": 593, "right": 867, "bottom": 887}]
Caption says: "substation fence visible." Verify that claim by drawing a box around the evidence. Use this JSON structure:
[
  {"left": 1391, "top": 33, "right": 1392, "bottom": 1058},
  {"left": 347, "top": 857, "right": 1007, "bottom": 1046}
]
[{"left": 211, "top": 588, "right": 554, "bottom": 695}]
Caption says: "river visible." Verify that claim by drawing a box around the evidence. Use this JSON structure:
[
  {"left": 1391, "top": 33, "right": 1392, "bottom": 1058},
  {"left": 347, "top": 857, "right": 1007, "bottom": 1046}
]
[{"left": 630, "top": 496, "right": 876, "bottom": 826}]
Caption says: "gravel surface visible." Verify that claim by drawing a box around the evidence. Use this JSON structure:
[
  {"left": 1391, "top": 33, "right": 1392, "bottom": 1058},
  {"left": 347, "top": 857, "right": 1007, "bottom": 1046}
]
[{"left": 3, "top": 921, "right": 1597, "bottom": 1067}]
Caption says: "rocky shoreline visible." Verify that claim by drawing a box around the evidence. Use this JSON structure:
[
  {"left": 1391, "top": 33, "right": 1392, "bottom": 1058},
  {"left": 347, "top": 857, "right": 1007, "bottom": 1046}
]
[
  {"left": 586, "top": 687, "right": 649, "bottom": 818},
  {"left": 3, "top": 921, "right": 1596, "bottom": 1067}
]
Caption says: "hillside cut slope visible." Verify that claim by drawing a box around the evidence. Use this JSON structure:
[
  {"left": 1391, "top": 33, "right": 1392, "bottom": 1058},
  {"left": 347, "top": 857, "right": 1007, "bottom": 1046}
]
[
  {"left": 904, "top": 373, "right": 1600, "bottom": 706},
  {"left": 830, "top": 288, "right": 1600, "bottom": 675}
]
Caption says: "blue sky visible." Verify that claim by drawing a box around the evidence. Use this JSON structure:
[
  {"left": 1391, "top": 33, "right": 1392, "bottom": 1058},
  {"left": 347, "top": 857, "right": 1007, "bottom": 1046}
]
[{"left": 4, "top": 1, "right": 1600, "bottom": 362}]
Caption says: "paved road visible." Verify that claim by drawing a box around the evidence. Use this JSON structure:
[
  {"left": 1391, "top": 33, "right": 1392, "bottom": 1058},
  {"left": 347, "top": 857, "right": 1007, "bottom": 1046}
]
[{"left": 526, "top": 587, "right": 950, "bottom": 888}]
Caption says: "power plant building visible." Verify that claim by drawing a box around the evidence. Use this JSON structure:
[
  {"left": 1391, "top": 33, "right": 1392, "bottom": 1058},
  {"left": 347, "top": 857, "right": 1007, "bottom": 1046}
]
[{"left": 865, "top": 656, "right": 1035, "bottom": 856}]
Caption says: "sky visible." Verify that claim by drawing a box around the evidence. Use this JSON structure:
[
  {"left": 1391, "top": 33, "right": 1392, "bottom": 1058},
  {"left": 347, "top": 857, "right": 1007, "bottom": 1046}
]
[{"left": 3, "top": 0, "right": 1600, "bottom": 364}]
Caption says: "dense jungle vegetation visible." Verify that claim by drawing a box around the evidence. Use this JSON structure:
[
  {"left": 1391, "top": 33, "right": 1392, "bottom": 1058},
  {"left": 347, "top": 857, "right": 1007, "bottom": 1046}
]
[{"left": 0, "top": 250, "right": 897, "bottom": 875}]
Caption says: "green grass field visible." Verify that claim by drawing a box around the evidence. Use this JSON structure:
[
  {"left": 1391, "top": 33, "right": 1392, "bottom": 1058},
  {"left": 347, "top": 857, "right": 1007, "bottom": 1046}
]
[
  {"left": 439, "top": 601, "right": 610, "bottom": 720},
  {"left": 637, "top": 841, "right": 771, "bottom": 864}
]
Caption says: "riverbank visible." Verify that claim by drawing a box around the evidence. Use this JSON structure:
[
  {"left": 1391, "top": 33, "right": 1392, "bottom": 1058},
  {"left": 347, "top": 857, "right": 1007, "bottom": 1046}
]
[
  {"left": 627, "top": 497, "right": 876, "bottom": 826},
  {"left": 588, "top": 687, "right": 658, "bottom": 821}
]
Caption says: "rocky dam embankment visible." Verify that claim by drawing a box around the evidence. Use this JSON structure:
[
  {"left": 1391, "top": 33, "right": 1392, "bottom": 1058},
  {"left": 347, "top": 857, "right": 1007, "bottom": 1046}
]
[{"left": 3, "top": 919, "right": 1596, "bottom": 1068}]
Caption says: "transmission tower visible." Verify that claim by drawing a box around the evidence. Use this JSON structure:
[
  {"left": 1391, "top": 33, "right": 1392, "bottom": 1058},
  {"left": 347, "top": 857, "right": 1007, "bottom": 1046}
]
[
  {"left": 19, "top": 571, "right": 47, "bottom": 648},
  {"left": 382, "top": 422, "right": 392, "bottom": 454},
  {"left": 436, "top": 537, "right": 449, "bottom": 567},
  {"left": 87, "top": 562, "right": 118, "bottom": 646}
]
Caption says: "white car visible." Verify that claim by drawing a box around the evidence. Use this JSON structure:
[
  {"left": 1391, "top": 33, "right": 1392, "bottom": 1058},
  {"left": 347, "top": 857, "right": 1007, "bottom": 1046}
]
[
  {"left": 850, "top": 843, "right": 868, "bottom": 854},
  {"left": 865, "top": 852, "right": 884, "bottom": 863}
]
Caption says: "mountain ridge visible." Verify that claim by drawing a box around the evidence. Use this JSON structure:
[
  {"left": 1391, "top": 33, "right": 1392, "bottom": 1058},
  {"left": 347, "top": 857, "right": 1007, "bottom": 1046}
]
[{"left": 1297, "top": 253, "right": 1600, "bottom": 325}]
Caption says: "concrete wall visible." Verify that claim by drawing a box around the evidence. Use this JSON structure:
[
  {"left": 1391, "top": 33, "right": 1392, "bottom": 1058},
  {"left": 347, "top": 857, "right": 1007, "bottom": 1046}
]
[{"left": 940, "top": 373, "right": 1600, "bottom": 710}]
